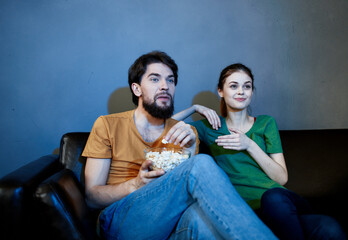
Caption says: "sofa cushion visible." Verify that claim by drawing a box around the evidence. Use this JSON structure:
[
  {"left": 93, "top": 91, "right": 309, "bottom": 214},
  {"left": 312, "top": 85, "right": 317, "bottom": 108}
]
[{"left": 34, "top": 169, "right": 98, "bottom": 240}]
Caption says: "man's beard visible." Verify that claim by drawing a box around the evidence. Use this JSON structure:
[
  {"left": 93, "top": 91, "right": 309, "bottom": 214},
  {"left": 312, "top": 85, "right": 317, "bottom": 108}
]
[{"left": 143, "top": 95, "right": 174, "bottom": 119}]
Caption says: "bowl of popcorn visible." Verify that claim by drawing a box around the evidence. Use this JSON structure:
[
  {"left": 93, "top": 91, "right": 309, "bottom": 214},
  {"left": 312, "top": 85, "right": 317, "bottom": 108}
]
[{"left": 144, "top": 147, "right": 191, "bottom": 172}]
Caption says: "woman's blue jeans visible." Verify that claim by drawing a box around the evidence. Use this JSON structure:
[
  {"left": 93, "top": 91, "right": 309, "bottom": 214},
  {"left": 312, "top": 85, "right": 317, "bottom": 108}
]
[
  {"left": 258, "top": 188, "right": 346, "bottom": 240},
  {"left": 98, "top": 154, "right": 277, "bottom": 240}
]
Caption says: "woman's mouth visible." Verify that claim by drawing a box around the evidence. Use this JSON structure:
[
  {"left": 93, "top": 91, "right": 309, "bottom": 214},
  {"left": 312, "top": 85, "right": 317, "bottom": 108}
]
[{"left": 235, "top": 98, "right": 246, "bottom": 102}]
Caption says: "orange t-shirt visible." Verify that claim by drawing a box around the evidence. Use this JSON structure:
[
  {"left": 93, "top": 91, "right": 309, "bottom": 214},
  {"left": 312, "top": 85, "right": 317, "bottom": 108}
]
[{"left": 82, "top": 110, "right": 199, "bottom": 185}]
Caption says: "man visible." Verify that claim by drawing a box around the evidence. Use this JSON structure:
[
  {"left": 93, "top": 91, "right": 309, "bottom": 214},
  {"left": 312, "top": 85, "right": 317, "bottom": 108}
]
[{"left": 82, "top": 51, "right": 277, "bottom": 239}]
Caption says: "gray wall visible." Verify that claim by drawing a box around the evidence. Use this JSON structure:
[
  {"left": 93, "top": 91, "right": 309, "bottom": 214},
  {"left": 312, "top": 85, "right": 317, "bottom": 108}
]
[{"left": 1, "top": 0, "right": 347, "bottom": 178}]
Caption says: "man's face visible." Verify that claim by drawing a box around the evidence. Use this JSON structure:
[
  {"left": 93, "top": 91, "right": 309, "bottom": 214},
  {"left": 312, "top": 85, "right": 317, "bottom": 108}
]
[{"left": 137, "top": 63, "right": 176, "bottom": 119}]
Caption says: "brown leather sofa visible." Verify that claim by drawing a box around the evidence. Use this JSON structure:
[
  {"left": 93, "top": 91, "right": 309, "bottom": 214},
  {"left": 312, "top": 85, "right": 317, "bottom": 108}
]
[{"left": 1, "top": 129, "right": 347, "bottom": 239}]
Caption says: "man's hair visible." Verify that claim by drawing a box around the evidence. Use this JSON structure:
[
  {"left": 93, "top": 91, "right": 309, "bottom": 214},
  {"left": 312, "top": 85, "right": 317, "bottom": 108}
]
[{"left": 128, "top": 51, "right": 178, "bottom": 105}]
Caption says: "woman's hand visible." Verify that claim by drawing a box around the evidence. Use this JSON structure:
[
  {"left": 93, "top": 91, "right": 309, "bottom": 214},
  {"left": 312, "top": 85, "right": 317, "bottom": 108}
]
[
  {"left": 216, "top": 128, "right": 288, "bottom": 185},
  {"left": 194, "top": 105, "right": 221, "bottom": 130},
  {"left": 215, "top": 128, "right": 253, "bottom": 151}
]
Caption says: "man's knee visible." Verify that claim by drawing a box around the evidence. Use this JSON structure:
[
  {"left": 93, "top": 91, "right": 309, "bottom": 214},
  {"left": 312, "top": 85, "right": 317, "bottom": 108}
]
[
  {"left": 185, "top": 154, "right": 224, "bottom": 177},
  {"left": 189, "top": 154, "right": 217, "bottom": 171}
]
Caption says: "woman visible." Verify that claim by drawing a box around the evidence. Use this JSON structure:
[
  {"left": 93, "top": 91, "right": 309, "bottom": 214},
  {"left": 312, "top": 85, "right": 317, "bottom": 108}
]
[{"left": 171, "top": 63, "right": 345, "bottom": 240}]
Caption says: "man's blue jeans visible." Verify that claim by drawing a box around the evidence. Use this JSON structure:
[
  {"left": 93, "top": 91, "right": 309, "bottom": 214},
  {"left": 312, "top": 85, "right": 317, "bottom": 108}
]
[{"left": 98, "top": 154, "right": 277, "bottom": 240}]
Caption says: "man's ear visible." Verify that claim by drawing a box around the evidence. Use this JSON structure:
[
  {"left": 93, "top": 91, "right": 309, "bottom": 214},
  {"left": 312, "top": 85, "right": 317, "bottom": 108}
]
[{"left": 131, "top": 83, "right": 142, "bottom": 97}]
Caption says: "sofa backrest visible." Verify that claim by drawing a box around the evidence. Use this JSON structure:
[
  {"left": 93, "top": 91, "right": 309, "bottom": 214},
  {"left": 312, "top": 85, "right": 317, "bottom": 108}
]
[
  {"left": 280, "top": 129, "right": 348, "bottom": 198},
  {"left": 59, "top": 130, "right": 348, "bottom": 200},
  {"left": 59, "top": 132, "right": 90, "bottom": 187}
]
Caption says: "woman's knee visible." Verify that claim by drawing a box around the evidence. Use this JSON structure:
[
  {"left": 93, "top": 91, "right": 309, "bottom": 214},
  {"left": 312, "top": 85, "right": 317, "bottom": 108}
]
[
  {"left": 261, "top": 188, "right": 290, "bottom": 205},
  {"left": 301, "top": 215, "right": 346, "bottom": 239},
  {"left": 319, "top": 216, "right": 346, "bottom": 239},
  {"left": 320, "top": 217, "right": 346, "bottom": 239},
  {"left": 260, "top": 188, "right": 300, "bottom": 216}
]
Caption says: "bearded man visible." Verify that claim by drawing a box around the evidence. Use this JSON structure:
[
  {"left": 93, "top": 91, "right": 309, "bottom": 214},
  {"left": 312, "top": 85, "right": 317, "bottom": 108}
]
[{"left": 82, "top": 51, "right": 277, "bottom": 240}]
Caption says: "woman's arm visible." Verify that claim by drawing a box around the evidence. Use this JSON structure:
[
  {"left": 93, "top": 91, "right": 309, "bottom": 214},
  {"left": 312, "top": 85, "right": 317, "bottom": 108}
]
[
  {"left": 172, "top": 104, "right": 221, "bottom": 130},
  {"left": 215, "top": 128, "right": 288, "bottom": 185},
  {"left": 246, "top": 143, "right": 288, "bottom": 185},
  {"left": 172, "top": 105, "right": 196, "bottom": 121}
]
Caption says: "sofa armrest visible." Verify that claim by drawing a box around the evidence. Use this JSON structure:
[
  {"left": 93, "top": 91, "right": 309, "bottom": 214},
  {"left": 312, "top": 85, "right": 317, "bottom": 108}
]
[
  {"left": 34, "top": 169, "right": 99, "bottom": 240},
  {"left": 0, "top": 154, "right": 61, "bottom": 239}
]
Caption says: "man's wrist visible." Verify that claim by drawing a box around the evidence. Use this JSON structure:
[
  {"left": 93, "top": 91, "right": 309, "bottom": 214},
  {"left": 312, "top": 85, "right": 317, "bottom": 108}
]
[
  {"left": 128, "top": 178, "right": 139, "bottom": 193},
  {"left": 187, "top": 142, "right": 197, "bottom": 156}
]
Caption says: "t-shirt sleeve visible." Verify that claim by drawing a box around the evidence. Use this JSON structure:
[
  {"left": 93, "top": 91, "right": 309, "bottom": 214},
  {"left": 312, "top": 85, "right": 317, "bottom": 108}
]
[
  {"left": 82, "top": 116, "right": 112, "bottom": 159},
  {"left": 190, "top": 125, "right": 200, "bottom": 155},
  {"left": 264, "top": 117, "right": 283, "bottom": 154}
]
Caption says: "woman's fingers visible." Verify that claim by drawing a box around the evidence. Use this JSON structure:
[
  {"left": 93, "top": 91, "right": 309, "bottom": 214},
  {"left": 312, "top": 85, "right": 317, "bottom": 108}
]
[{"left": 205, "top": 110, "right": 221, "bottom": 130}]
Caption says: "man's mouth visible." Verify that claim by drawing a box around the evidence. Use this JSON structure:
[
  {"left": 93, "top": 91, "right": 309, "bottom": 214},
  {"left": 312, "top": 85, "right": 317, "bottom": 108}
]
[
  {"left": 157, "top": 95, "right": 170, "bottom": 100},
  {"left": 156, "top": 94, "right": 172, "bottom": 101}
]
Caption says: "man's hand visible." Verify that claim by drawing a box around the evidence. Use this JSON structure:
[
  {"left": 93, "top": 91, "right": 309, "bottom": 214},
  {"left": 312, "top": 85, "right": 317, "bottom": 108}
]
[
  {"left": 85, "top": 158, "right": 165, "bottom": 208},
  {"left": 164, "top": 121, "right": 196, "bottom": 148},
  {"left": 132, "top": 160, "right": 165, "bottom": 190}
]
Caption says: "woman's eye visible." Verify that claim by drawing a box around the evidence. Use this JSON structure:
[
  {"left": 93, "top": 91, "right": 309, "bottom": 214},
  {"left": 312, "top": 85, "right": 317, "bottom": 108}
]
[
  {"left": 244, "top": 85, "right": 252, "bottom": 89},
  {"left": 230, "top": 84, "right": 238, "bottom": 89}
]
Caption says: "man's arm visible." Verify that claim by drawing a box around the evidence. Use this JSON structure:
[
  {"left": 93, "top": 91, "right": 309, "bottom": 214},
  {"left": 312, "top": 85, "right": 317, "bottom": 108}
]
[{"left": 85, "top": 157, "right": 165, "bottom": 209}]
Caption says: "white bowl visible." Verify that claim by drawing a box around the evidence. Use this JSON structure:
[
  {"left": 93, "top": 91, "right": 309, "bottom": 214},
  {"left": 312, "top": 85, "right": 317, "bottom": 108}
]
[{"left": 144, "top": 147, "right": 191, "bottom": 172}]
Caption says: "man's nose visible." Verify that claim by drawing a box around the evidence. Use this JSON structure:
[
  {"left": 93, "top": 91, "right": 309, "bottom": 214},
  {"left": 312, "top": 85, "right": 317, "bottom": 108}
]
[{"left": 159, "top": 79, "right": 169, "bottom": 90}]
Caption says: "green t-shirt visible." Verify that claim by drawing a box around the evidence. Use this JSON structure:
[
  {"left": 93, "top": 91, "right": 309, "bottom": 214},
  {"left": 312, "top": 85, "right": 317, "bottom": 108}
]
[{"left": 191, "top": 115, "right": 285, "bottom": 209}]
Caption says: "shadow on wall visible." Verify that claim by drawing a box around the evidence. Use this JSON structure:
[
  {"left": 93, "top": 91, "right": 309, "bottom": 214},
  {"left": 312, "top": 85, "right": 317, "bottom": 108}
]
[
  {"left": 108, "top": 87, "right": 136, "bottom": 114},
  {"left": 107, "top": 88, "right": 221, "bottom": 119},
  {"left": 51, "top": 89, "right": 219, "bottom": 155},
  {"left": 51, "top": 87, "right": 135, "bottom": 155},
  {"left": 191, "top": 91, "right": 221, "bottom": 122}
]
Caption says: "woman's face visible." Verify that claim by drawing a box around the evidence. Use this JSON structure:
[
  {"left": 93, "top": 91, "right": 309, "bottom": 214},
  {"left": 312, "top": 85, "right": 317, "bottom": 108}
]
[{"left": 218, "top": 71, "right": 253, "bottom": 112}]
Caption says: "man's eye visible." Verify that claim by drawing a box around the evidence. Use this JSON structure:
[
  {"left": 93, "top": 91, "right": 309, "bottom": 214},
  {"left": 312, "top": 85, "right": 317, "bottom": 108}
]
[
  {"left": 150, "top": 78, "right": 159, "bottom": 82},
  {"left": 168, "top": 78, "right": 175, "bottom": 84}
]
